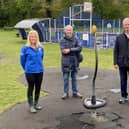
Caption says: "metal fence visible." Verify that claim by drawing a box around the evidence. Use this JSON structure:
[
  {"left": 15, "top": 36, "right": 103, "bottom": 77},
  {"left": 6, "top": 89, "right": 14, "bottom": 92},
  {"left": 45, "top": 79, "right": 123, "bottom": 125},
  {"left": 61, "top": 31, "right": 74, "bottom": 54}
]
[{"left": 45, "top": 30, "right": 118, "bottom": 49}]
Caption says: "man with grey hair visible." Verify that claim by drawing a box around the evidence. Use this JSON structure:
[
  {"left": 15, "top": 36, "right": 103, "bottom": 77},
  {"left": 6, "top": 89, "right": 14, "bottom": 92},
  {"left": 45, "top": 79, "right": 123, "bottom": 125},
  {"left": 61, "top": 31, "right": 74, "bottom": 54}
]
[
  {"left": 60, "top": 25, "right": 83, "bottom": 99},
  {"left": 114, "top": 18, "right": 129, "bottom": 103}
]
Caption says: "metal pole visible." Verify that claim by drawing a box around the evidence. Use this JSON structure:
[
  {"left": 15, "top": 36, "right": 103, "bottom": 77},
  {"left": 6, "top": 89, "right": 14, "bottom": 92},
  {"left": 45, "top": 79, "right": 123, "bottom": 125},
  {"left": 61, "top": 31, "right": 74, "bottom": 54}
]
[
  {"left": 90, "top": 3, "right": 92, "bottom": 34},
  {"left": 54, "top": 19, "right": 56, "bottom": 33},
  {"left": 83, "top": 25, "right": 107, "bottom": 109},
  {"left": 102, "top": 19, "right": 104, "bottom": 34},
  {"left": 69, "top": 7, "right": 72, "bottom": 25},
  {"left": 63, "top": 16, "right": 65, "bottom": 28},
  {"left": 113, "top": 20, "right": 115, "bottom": 33},
  {"left": 49, "top": 18, "right": 51, "bottom": 42},
  {"left": 102, "top": 19, "right": 104, "bottom": 48},
  {"left": 80, "top": 5, "right": 82, "bottom": 19},
  {"left": 91, "top": 33, "right": 98, "bottom": 105},
  {"left": 118, "top": 19, "right": 121, "bottom": 33}
]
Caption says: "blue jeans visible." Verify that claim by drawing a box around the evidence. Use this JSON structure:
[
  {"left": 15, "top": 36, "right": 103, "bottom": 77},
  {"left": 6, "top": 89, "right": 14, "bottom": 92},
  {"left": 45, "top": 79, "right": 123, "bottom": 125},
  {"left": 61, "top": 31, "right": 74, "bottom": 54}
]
[
  {"left": 119, "top": 67, "right": 129, "bottom": 98},
  {"left": 63, "top": 71, "right": 78, "bottom": 94}
]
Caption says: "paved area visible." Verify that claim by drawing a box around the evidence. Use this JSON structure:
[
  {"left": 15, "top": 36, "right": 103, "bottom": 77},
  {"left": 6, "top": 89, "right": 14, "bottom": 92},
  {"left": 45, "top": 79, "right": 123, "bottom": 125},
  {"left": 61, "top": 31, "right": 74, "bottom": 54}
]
[{"left": 0, "top": 68, "right": 129, "bottom": 129}]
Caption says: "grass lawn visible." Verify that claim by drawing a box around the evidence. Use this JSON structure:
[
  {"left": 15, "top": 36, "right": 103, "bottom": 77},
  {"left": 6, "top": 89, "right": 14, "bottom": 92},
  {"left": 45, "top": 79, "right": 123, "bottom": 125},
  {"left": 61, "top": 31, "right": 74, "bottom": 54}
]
[{"left": 0, "top": 29, "right": 114, "bottom": 113}]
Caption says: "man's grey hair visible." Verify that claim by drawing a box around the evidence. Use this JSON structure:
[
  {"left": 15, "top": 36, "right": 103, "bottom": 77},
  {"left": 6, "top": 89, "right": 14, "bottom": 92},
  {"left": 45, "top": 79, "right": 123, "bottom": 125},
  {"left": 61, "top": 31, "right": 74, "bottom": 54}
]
[
  {"left": 64, "top": 25, "right": 73, "bottom": 32},
  {"left": 123, "top": 18, "right": 129, "bottom": 25}
]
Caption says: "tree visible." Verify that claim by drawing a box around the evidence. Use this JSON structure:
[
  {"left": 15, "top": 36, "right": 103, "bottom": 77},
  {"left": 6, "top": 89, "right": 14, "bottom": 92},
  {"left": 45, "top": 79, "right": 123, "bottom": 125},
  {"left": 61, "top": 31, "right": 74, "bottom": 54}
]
[
  {"left": 0, "top": 0, "right": 10, "bottom": 27},
  {"left": 1, "top": 0, "right": 129, "bottom": 27},
  {"left": 92, "top": 0, "right": 129, "bottom": 19}
]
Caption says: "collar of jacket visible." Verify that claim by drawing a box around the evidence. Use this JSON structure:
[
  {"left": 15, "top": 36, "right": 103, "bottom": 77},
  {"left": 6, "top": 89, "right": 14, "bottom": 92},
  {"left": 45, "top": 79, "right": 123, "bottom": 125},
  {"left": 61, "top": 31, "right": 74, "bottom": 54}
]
[
  {"left": 123, "top": 33, "right": 129, "bottom": 41},
  {"left": 124, "top": 33, "right": 129, "bottom": 39},
  {"left": 64, "top": 35, "right": 74, "bottom": 41}
]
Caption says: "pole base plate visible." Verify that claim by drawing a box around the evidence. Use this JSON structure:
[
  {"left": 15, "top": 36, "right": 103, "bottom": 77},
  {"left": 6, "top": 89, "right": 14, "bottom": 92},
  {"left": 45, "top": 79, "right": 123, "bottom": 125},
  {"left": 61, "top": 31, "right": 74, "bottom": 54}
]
[{"left": 83, "top": 98, "right": 107, "bottom": 109}]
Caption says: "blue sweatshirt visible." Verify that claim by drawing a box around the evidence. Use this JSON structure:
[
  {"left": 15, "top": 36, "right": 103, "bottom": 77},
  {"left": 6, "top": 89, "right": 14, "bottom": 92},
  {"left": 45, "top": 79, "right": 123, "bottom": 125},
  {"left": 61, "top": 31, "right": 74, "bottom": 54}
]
[{"left": 20, "top": 45, "right": 44, "bottom": 73}]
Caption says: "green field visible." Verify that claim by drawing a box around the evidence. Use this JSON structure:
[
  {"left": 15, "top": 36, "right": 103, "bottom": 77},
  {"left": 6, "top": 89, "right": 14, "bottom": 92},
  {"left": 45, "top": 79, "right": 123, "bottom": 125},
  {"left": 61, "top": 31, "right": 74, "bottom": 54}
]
[{"left": 0, "top": 29, "right": 114, "bottom": 113}]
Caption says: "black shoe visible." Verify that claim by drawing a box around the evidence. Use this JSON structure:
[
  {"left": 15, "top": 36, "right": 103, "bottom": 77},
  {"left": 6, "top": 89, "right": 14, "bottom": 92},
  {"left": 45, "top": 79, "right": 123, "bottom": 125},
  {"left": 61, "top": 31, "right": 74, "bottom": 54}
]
[
  {"left": 61, "top": 93, "right": 69, "bottom": 100},
  {"left": 73, "top": 92, "right": 83, "bottom": 99}
]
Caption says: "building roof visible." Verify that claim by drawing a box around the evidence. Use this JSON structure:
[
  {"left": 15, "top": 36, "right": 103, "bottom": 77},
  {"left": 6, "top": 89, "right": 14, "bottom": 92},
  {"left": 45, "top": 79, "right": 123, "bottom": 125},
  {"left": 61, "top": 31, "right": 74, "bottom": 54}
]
[{"left": 14, "top": 19, "right": 40, "bottom": 28}]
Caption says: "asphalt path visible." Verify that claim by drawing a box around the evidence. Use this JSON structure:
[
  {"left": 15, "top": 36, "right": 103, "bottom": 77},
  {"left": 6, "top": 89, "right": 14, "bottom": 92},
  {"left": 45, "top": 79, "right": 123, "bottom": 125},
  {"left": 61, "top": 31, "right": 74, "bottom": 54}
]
[{"left": 0, "top": 68, "right": 128, "bottom": 129}]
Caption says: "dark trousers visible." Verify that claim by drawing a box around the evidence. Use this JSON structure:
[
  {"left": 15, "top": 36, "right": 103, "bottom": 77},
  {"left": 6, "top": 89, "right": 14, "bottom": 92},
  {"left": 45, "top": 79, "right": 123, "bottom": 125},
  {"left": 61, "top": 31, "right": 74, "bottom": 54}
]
[
  {"left": 119, "top": 67, "right": 129, "bottom": 98},
  {"left": 25, "top": 72, "right": 43, "bottom": 105}
]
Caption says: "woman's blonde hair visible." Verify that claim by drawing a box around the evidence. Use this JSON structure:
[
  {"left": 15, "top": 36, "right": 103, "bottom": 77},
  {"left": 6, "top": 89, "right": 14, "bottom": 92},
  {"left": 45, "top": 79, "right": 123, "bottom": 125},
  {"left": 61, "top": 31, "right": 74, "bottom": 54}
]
[{"left": 26, "top": 30, "right": 41, "bottom": 47}]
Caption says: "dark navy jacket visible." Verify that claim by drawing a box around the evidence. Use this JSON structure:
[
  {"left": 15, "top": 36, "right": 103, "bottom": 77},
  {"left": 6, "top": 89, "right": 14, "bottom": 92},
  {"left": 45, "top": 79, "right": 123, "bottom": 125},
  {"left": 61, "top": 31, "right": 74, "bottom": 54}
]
[
  {"left": 20, "top": 45, "right": 44, "bottom": 73},
  {"left": 60, "top": 35, "right": 82, "bottom": 72},
  {"left": 114, "top": 33, "right": 129, "bottom": 67}
]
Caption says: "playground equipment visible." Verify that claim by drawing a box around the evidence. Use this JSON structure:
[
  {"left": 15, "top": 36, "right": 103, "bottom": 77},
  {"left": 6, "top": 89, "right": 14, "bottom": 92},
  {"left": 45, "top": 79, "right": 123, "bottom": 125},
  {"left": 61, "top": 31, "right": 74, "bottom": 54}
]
[
  {"left": 55, "top": 2, "right": 120, "bottom": 48},
  {"left": 83, "top": 25, "right": 107, "bottom": 109},
  {"left": 14, "top": 2, "right": 121, "bottom": 47},
  {"left": 14, "top": 19, "right": 50, "bottom": 42}
]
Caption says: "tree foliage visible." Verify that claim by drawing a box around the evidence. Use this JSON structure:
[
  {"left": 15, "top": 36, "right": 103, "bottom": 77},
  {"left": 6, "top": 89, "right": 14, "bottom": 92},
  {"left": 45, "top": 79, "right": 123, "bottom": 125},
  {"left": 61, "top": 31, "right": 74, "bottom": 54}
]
[
  {"left": 92, "top": 0, "right": 129, "bottom": 19},
  {"left": 0, "top": 0, "right": 129, "bottom": 27}
]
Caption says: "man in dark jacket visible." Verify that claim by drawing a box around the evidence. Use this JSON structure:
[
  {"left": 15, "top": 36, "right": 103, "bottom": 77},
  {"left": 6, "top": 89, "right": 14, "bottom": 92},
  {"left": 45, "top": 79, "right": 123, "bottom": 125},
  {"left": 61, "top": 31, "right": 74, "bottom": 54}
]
[
  {"left": 60, "top": 25, "right": 83, "bottom": 99},
  {"left": 114, "top": 18, "right": 129, "bottom": 103}
]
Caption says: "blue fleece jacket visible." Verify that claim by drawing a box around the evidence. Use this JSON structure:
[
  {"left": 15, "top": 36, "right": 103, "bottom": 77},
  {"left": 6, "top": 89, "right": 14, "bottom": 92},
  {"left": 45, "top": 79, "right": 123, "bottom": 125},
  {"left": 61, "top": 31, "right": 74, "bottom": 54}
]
[{"left": 20, "top": 45, "right": 44, "bottom": 73}]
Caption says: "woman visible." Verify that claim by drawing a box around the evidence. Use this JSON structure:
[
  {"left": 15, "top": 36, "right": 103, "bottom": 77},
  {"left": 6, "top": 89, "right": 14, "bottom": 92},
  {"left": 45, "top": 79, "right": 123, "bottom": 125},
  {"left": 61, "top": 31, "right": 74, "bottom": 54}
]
[{"left": 20, "top": 30, "right": 44, "bottom": 113}]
